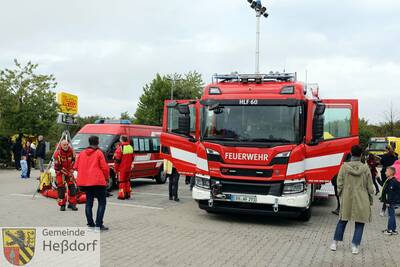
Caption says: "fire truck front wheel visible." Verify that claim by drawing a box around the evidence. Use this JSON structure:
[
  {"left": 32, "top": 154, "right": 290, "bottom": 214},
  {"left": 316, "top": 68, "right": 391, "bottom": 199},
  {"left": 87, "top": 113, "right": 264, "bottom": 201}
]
[
  {"left": 155, "top": 169, "right": 167, "bottom": 184},
  {"left": 298, "top": 206, "right": 312, "bottom": 221}
]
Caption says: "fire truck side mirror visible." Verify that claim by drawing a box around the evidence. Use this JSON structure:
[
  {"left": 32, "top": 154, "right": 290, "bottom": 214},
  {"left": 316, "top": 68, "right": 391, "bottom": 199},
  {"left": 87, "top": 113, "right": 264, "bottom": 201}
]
[
  {"left": 312, "top": 115, "right": 324, "bottom": 143},
  {"left": 314, "top": 103, "right": 325, "bottom": 116}
]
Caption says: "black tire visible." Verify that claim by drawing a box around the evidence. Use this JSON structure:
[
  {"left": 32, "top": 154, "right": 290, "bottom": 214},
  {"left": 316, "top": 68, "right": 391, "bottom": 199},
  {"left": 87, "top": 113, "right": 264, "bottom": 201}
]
[
  {"left": 155, "top": 169, "right": 167, "bottom": 184},
  {"left": 298, "top": 207, "right": 312, "bottom": 221}
]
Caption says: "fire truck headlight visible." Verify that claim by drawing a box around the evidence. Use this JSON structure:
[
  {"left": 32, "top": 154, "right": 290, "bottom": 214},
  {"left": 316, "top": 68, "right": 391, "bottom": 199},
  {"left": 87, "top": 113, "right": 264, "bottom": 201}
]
[
  {"left": 283, "top": 181, "right": 305, "bottom": 194},
  {"left": 206, "top": 148, "right": 223, "bottom": 162},
  {"left": 206, "top": 148, "right": 220, "bottom": 155},
  {"left": 275, "top": 151, "right": 291, "bottom": 158},
  {"left": 195, "top": 175, "right": 210, "bottom": 189}
]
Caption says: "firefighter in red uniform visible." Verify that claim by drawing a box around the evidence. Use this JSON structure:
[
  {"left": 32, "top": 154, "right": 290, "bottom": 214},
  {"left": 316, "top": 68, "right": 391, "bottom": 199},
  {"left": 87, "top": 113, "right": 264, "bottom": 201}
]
[
  {"left": 54, "top": 140, "right": 78, "bottom": 211},
  {"left": 113, "top": 135, "right": 134, "bottom": 200}
]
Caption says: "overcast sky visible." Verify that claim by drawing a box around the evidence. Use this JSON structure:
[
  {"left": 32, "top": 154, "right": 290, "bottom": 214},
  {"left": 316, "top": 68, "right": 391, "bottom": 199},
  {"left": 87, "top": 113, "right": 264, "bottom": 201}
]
[{"left": 1, "top": 0, "right": 399, "bottom": 123}]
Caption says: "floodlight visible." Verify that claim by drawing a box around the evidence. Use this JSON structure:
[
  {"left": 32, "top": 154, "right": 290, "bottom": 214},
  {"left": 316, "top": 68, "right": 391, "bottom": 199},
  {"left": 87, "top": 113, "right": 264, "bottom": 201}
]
[{"left": 261, "top": 7, "right": 266, "bottom": 13}]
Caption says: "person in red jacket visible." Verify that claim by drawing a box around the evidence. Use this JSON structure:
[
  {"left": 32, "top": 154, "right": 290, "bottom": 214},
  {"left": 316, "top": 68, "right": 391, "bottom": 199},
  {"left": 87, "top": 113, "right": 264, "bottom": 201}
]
[
  {"left": 113, "top": 135, "right": 134, "bottom": 200},
  {"left": 74, "top": 136, "right": 110, "bottom": 231},
  {"left": 54, "top": 140, "right": 77, "bottom": 211}
]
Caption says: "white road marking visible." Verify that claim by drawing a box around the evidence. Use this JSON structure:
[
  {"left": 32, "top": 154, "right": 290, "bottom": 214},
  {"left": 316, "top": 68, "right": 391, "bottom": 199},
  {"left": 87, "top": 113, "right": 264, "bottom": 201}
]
[
  {"left": 8, "top": 193, "right": 165, "bottom": 210},
  {"left": 9, "top": 193, "right": 43, "bottom": 198},
  {"left": 133, "top": 191, "right": 192, "bottom": 199},
  {"left": 107, "top": 202, "right": 163, "bottom": 210}
]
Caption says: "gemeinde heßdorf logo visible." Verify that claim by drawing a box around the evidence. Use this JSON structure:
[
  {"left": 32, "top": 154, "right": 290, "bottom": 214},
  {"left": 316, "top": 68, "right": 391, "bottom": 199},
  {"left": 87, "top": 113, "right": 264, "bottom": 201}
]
[
  {"left": 2, "top": 228, "right": 36, "bottom": 266},
  {"left": 1, "top": 227, "right": 100, "bottom": 267}
]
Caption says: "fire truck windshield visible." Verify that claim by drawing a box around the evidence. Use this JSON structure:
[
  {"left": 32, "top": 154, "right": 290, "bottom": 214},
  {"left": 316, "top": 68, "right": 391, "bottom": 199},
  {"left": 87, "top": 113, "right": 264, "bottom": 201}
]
[
  {"left": 71, "top": 133, "right": 117, "bottom": 152},
  {"left": 202, "top": 105, "right": 301, "bottom": 144}
]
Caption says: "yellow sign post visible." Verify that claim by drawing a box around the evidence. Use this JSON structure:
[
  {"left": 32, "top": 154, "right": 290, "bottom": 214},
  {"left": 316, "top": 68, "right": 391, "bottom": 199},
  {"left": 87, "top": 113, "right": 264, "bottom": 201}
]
[{"left": 57, "top": 92, "right": 78, "bottom": 115}]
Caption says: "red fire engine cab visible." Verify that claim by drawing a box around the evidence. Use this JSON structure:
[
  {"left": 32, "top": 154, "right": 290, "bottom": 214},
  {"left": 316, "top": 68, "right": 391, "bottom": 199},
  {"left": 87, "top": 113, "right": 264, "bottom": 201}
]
[{"left": 161, "top": 72, "right": 358, "bottom": 220}]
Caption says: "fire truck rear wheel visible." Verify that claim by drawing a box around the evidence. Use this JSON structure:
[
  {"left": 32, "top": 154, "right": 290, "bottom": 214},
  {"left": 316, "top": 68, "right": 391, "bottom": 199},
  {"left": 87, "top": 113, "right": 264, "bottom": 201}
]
[{"left": 155, "top": 169, "right": 167, "bottom": 184}]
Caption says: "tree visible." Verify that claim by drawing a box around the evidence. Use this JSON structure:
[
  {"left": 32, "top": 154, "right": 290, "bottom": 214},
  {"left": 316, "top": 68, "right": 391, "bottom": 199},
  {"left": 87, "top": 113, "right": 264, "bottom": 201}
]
[
  {"left": 0, "top": 60, "right": 58, "bottom": 136},
  {"left": 383, "top": 102, "right": 397, "bottom": 136},
  {"left": 120, "top": 111, "right": 134, "bottom": 122},
  {"left": 359, "top": 118, "right": 378, "bottom": 148},
  {"left": 134, "top": 71, "right": 203, "bottom": 126}
]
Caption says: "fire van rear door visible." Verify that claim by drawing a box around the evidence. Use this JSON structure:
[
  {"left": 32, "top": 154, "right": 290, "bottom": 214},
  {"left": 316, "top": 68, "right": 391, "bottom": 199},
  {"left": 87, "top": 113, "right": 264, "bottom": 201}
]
[
  {"left": 304, "top": 99, "right": 359, "bottom": 183},
  {"left": 160, "top": 100, "right": 200, "bottom": 176}
]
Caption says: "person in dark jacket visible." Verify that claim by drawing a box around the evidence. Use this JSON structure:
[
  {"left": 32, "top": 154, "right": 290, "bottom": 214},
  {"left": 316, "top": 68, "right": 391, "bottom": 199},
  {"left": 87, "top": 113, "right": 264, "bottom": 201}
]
[
  {"left": 35, "top": 135, "right": 46, "bottom": 173},
  {"left": 379, "top": 146, "right": 398, "bottom": 215},
  {"left": 381, "top": 166, "right": 400, "bottom": 235},
  {"left": 21, "top": 141, "right": 34, "bottom": 178},
  {"left": 379, "top": 146, "right": 398, "bottom": 186},
  {"left": 12, "top": 135, "right": 23, "bottom": 170},
  {"left": 367, "top": 154, "right": 380, "bottom": 195},
  {"left": 74, "top": 136, "right": 110, "bottom": 231}
]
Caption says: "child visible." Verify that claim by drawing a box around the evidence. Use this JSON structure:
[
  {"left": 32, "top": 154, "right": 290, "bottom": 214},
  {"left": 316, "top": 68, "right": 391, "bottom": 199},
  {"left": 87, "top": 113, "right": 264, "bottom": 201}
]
[
  {"left": 381, "top": 166, "right": 400, "bottom": 235},
  {"left": 20, "top": 155, "right": 28, "bottom": 178}
]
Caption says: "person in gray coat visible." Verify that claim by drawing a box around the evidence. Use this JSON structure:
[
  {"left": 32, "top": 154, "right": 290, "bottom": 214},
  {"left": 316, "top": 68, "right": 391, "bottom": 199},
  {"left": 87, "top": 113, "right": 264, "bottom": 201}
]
[{"left": 330, "top": 145, "right": 374, "bottom": 255}]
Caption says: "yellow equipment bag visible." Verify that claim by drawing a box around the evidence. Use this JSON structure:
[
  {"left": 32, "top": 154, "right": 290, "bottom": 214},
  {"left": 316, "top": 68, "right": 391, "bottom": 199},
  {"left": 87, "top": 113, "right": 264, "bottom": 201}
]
[{"left": 39, "top": 172, "right": 52, "bottom": 191}]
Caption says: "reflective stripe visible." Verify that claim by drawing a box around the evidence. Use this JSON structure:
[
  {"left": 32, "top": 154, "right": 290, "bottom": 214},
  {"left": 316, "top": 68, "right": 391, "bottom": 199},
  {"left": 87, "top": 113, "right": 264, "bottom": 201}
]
[
  {"left": 171, "top": 147, "right": 197, "bottom": 163},
  {"left": 170, "top": 147, "right": 208, "bottom": 172},
  {"left": 286, "top": 153, "right": 344, "bottom": 176},
  {"left": 134, "top": 154, "right": 151, "bottom": 162},
  {"left": 122, "top": 145, "right": 134, "bottom": 155},
  {"left": 196, "top": 157, "right": 209, "bottom": 172},
  {"left": 132, "top": 160, "right": 163, "bottom": 164}
]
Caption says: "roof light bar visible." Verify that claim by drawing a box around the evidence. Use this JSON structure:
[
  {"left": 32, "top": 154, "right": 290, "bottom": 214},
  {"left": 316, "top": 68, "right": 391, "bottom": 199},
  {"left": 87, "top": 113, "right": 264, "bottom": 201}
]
[
  {"left": 212, "top": 72, "right": 297, "bottom": 83},
  {"left": 95, "top": 119, "right": 131, "bottom": 124}
]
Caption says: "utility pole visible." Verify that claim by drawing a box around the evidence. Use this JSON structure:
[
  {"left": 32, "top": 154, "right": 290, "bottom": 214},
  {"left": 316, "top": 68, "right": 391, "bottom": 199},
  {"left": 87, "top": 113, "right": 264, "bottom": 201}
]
[
  {"left": 246, "top": 0, "right": 269, "bottom": 74},
  {"left": 166, "top": 77, "right": 183, "bottom": 100}
]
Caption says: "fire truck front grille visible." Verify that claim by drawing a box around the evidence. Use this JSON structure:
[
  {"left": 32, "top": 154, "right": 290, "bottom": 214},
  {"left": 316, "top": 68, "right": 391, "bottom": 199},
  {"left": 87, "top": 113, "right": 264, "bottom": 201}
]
[
  {"left": 212, "top": 178, "right": 283, "bottom": 196},
  {"left": 220, "top": 168, "right": 273, "bottom": 178}
]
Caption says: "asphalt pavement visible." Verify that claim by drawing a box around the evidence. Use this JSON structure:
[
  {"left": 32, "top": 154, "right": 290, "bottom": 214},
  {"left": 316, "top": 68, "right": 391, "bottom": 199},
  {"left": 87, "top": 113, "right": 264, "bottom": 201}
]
[{"left": 0, "top": 169, "right": 399, "bottom": 267}]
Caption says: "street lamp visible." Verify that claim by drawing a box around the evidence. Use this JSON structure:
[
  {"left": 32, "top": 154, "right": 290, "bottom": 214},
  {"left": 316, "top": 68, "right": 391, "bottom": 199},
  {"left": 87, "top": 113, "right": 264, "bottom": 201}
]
[{"left": 246, "top": 0, "right": 269, "bottom": 74}]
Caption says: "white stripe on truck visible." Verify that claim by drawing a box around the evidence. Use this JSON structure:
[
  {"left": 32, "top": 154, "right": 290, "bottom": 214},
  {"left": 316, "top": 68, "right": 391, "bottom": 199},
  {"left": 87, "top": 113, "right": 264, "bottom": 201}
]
[
  {"left": 286, "top": 153, "right": 344, "bottom": 176},
  {"left": 170, "top": 147, "right": 208, "bottom": 172}
]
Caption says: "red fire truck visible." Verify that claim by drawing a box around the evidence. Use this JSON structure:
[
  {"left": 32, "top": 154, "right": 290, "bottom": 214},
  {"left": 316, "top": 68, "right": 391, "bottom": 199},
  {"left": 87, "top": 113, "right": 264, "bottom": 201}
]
[
  {"left": 71, "top": 120, "right": 166, "bottom": 190},
  {"left": 160, "top": 73, "right": 358, "bottom": 220}
]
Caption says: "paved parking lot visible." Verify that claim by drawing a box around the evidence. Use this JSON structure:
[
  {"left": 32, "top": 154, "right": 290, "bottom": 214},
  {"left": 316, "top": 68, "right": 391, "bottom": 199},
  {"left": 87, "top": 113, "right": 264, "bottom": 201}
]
[{"left": 0, "top": 169, "right": 399, "bottom": 267}]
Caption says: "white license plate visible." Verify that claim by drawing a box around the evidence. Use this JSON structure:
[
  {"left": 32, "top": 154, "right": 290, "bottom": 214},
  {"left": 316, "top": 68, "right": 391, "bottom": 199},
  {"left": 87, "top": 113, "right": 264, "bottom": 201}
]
[{"left": 230, "top": 194, "right": 257, "bottom": 203}]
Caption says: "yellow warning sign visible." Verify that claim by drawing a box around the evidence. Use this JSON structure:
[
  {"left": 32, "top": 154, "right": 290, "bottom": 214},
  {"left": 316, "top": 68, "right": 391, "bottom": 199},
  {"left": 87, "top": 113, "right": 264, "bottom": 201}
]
[{"left": 57, "top": 92, "right": 78, "bottom": 115}]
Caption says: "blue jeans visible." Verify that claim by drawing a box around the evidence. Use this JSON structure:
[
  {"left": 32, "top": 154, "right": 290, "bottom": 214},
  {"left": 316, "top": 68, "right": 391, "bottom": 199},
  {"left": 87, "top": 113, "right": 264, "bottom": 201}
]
[
  {"left": 20, "top": 160, "right": 28, "bottom": 178},
  {"left": 84, "top": 186, "right": 107, "bottom": 227},
  {"left": 334, "top": 220, "right": 365, "bottom": 246},
  {"left": 388, "top": 205, "right": 397, "bottom": 232}
]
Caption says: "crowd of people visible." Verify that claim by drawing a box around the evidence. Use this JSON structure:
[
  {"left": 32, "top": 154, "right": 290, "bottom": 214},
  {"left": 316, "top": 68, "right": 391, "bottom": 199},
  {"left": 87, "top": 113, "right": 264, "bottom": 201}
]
[
  {"left": 12, "top": 133, "right": 189, "bottom": 231},
  {"left": 12, "top": 134, "right": 46, "bottom": 178},
  {"left": 330, "top": 145, "right": 400, "bottom": 255},
  {"left": 9, "top": 134, "right": 400, "bottom": 243}
]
